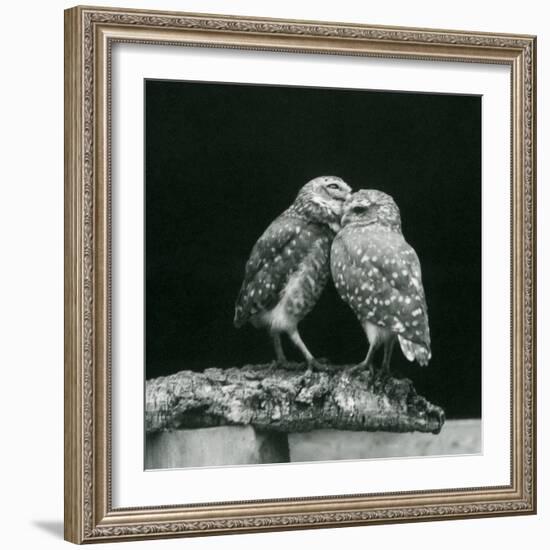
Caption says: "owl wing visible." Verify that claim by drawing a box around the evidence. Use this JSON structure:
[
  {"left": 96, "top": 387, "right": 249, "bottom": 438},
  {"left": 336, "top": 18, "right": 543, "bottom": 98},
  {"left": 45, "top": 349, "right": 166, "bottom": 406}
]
[
  {"left": 331, "top": 228, "right": 431, "bottom": 363},
  {"left": 234, "top": 215, "right": 326, "bottom": 327}
]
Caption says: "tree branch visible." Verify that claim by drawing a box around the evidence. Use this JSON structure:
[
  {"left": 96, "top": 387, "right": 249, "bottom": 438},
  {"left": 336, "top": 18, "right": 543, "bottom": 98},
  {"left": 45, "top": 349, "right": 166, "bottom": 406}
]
[{"left": 145, "top": 363, "right": 445, "bottom": 435}]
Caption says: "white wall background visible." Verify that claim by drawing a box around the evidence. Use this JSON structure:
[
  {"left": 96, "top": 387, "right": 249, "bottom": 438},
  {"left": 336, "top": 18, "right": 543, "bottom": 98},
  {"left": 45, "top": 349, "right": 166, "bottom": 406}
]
[{"left": 0, "top": 1, "right": 546, "bottom": 548}]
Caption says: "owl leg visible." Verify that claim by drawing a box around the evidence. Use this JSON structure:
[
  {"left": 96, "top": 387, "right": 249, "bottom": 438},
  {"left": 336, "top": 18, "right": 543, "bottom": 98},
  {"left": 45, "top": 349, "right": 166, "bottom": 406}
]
[
  {"left": 271, "top": 332, "right": 287, "bottom": 364},
  {"left": 287, "top": 329, "right": 324, "bottom": 372},
  {"left": 288, "top": 329, "right": 330, "bottom": 373},
  {"left": 348, "top": 341, "right": 380, "bottom": 377},
  {"left": 288, "top": 329, "right": 314, "bottom": 363},
  {"left": 380, "top": 336, "right": 396, "bottom": 377}
]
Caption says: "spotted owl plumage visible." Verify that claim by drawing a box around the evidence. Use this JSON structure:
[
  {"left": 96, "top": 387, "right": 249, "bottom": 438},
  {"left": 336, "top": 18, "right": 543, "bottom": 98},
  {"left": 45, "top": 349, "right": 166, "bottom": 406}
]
[
  {"left": 234, "top": 217, "right": 333, "bottom": 329},
  {"left": 331, "top": 189, "right": 431, "bottom": 372},
  {"left": 234, "top": 176, "right": 351, "bottom": 367}
]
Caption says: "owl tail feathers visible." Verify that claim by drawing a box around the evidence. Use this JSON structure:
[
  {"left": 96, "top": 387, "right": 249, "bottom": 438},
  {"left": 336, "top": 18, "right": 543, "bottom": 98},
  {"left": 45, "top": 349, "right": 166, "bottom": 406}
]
[{"left": 398, "top": 335, "right": 431, "bottom": 366}]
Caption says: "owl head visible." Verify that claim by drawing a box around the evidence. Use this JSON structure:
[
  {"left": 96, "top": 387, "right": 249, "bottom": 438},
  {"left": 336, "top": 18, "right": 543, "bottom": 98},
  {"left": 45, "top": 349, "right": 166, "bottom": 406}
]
[
  {"left": 292, "top": 176, "right": 352, "bottom": 228},
  {"left": 341, "top": 189, "right": 402, "bottom": 231}
]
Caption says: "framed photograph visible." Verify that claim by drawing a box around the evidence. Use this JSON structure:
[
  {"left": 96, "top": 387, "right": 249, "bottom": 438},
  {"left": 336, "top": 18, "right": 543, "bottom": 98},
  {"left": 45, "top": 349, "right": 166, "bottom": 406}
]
[{"left": 64, "top": 5, "right": 537, "bottom": 544}]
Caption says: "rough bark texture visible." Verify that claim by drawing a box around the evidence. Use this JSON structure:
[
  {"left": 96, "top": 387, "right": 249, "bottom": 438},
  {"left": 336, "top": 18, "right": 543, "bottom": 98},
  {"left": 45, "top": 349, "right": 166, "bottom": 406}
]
[{"left": 146, "top": 363, "right": 445, "bottom": 434}]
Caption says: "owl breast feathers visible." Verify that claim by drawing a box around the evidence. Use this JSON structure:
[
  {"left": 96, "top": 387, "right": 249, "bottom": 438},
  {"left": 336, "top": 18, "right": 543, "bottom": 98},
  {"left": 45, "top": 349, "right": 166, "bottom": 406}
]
[
  {"left": 331, "top": 225, "right": 431, "bottom": 363},
  {"left": 234, "top": 214, "right": 333, "bottom": 329}
]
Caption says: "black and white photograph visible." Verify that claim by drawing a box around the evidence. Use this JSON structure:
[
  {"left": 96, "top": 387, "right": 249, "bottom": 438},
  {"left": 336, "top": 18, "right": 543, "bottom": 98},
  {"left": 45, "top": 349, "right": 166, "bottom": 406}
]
[
  {"left": 1, "top": 0, "right": 544, "bottom": 546},
  {"left": 144, "top": 79, "right": 481, "bottom": 469},
  {"left": 54, "top": 1, "right": 539, "bottom": 545}
]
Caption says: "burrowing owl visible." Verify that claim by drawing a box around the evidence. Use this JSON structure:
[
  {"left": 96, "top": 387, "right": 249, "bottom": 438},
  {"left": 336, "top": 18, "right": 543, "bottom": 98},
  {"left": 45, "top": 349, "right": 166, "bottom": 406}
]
[
  {"left": 234, "top": 176, "right": 351, "bottom": 369},
  {"left": 331, "top": 189, "right": 431, "bottom": 376}
]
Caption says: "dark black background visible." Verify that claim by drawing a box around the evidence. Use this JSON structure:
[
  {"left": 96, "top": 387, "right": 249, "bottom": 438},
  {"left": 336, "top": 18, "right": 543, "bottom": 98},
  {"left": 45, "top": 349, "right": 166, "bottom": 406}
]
[{"left": 145, "top": 79, "right": 481, "bottom": 419}]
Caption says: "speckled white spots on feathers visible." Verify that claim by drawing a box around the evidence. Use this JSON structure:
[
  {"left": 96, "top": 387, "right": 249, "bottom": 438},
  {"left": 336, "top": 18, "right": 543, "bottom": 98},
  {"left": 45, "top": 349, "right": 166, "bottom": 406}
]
[
  {"left": 331, "top": 222, "right": 431, "bottom": 364},
  {"left": 234, "top": 214, "right": 333, "bottom": 331}
]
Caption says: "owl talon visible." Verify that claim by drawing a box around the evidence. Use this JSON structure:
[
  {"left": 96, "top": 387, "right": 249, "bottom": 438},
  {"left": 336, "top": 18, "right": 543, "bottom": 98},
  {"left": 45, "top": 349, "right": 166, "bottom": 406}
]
[
  {"left": 375, "top": 369, "right": 391, "bottom": 384},
  {"left": 368, "top": 364, "right": 375, "bottom": 380},
  {"left": 308, "top": 359, "right": 331, "bottom": 372},
  {"left": 345, "top": 362, "right": 367, "bottom": 375},
  {"left": 362, "top": 367, "right": 377, "bottom": 385},
  {"left": 269, "top": 360, "right": 290, "bottom": 373}
]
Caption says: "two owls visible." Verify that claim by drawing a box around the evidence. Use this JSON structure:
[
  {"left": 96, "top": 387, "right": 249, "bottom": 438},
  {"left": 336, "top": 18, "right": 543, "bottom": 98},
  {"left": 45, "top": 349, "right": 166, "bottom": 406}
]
[{"left": 234, "top": 176, "right": 431, "bottom": 377}]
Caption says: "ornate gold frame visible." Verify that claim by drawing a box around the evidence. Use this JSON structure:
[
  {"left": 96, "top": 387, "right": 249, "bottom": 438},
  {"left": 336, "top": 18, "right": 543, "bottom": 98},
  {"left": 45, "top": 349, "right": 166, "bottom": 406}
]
[{"left": 64, "top": 5, "right": 537, "bottom": 544}]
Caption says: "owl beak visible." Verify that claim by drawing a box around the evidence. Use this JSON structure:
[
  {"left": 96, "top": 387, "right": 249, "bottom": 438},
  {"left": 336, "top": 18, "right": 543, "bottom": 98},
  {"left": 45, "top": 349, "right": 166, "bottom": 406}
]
[
  {"left": 336, "top": 190, "right": 351, "bottom": 209},
  {"left": 328, "top": 200, "right": 344, "bottom": 219}
]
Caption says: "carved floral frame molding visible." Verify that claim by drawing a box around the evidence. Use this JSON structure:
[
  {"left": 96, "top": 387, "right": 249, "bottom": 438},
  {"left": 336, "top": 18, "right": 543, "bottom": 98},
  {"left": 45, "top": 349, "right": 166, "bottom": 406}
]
[{"left": 64, "top": 5, "right": 536, "bottom": 544}]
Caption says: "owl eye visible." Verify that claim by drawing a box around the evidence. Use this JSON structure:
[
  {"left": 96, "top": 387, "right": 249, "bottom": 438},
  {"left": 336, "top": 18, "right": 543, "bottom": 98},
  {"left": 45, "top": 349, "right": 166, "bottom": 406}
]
[
  {"left": 326, "top": 183, "right": 340, "bottom": 190},
  {"left": 352, "top": 206, "right": 367, "bottom": 214}
]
